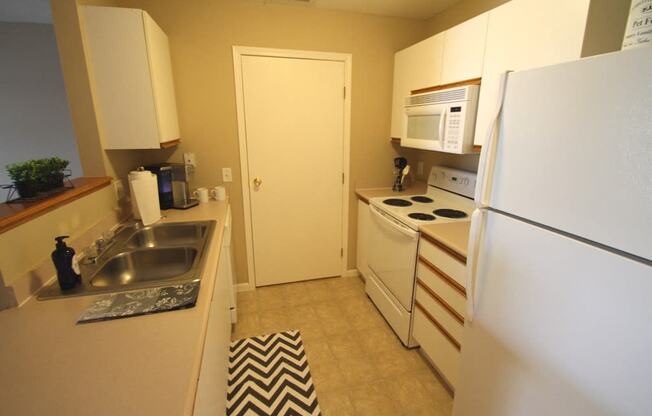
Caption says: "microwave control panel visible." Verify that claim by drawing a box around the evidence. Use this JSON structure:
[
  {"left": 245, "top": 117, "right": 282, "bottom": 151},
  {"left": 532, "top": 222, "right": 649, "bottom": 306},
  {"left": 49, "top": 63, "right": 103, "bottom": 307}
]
[{"left": 444, "top": 106, "right": 463, "bottom": 152}]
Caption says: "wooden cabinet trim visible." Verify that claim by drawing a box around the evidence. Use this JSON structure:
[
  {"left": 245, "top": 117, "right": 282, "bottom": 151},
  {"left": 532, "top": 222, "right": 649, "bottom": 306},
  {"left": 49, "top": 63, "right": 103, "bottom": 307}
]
[
  {"left": 160, "top": 138, "right": 180, "bottom": 149},
  {"left": 415, "top": 301, "right": 461, "bottom": 351},
  {"left": 417, "top": 278, "right": 464, "bottom": 325},
  {"left": 418, "top": 255, "right": 467, "bottom": 297},
  {"left": 411, "top": 77, "right": 481, "bottom": 95},
  {"left": 421, "top": 232, "right": 467, "bottom": 264}
]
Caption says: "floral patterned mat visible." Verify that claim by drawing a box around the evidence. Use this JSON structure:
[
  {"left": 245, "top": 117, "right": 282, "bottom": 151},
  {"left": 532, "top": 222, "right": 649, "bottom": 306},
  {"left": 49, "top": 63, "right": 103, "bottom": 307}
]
[{"left": 77, "top": 282, "right": 200, "bottom": 324}]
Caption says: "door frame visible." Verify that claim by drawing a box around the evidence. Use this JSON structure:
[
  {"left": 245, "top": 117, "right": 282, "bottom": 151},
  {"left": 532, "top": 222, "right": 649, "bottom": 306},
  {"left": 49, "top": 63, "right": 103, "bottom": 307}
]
[{"left": 232, "top": 46, "right": 352, "bottom": 290}]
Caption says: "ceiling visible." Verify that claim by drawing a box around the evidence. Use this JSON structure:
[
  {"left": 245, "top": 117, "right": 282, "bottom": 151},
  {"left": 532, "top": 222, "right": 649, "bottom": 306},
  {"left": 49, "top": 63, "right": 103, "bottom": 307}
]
[
  {"left": 0, "top": 0, "right": 52, "bottom": 24},
  {"left": 0, "top": 0, "right": 459, "bottom": 26},
  {"left": 264, "top": 0, "right": 462, "bottom": 20}
]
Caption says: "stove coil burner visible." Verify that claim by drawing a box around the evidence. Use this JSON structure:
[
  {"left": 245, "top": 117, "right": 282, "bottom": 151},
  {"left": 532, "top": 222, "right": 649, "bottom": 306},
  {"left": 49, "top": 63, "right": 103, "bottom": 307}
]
[
  {"left": 411, "top": 196, "right": 434, "bottom": 203},
  {"left": 383, "top": 198, "right": 412, "bottom": 207},
  {"left": 433, "top": 209, "right": 468, "bottom": 219},
  {"left": 408, "top": 213, "right": 436, "bottom": 221}
]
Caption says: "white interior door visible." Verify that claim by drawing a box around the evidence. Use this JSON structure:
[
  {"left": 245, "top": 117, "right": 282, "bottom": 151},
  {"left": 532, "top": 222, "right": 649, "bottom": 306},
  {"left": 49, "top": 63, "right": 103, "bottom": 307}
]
[{"left": 240, "top": 55, "right": 345, "bottom": 286}]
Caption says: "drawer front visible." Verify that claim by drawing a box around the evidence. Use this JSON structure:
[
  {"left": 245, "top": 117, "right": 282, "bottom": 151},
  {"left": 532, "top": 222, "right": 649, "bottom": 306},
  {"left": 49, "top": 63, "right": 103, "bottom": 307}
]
[
  {"left": 417, "top": 260, "right": 466, "bottom": 318},
  {"left": 419, "top": 237, "right": 466, "bottom": 288},
  {"left": 412, "top": 305, "right": 461, "bottom": 389},
  {"left": 415, "top": 287, "right": 464, "bottom": 343}
]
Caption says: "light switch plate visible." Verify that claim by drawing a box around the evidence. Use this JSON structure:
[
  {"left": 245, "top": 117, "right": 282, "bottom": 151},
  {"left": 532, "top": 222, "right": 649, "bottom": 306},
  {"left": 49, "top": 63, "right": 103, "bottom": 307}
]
[{"left": 222, "top": 167, "right": 233, "bottom": 182}]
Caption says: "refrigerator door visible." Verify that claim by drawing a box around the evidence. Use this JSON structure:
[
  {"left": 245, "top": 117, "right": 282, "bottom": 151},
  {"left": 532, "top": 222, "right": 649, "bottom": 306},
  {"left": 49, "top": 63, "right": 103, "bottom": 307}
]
[
  {"left": 479, "top": 47, "right": 652, "bottom": 260},
  {"left": 455, "top": 211, "right": 652, "bottom": 416}
]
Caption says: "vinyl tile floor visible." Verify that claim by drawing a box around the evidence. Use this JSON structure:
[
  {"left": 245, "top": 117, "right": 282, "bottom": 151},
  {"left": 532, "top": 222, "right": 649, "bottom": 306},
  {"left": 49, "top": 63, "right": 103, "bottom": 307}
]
[{"left": 232, "top": 275, "right": 454, "bottom": 416}]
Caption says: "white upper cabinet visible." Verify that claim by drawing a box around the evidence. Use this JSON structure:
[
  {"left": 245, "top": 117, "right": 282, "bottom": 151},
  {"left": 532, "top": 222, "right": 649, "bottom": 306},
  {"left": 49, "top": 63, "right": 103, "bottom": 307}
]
[
  {"left": 82, "top": 6, "right": 180, "bottom": 149},
  {"left": 441, "top": 13, "right": 489, "bottom": 85},
  {"left": 473, "top": 0, "right": 591, "bottom": 146},
  {"left": 390, "top": 34, "right": 444, "bottom": 139}
]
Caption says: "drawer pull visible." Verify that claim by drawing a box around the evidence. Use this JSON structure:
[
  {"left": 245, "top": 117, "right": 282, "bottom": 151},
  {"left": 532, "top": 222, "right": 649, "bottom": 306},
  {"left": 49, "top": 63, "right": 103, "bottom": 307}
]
[
  {"left": 415, "top": 301, "right": 461, "bottom": 351},
  {"left": 421, "top": 233, "right": 467, "bottom": 264},
  {"left": 417, "top": 279, "right": 464, "bottom": 325},
  {"left": 419, "top": 256, "right": 466, "bottom": 297}
]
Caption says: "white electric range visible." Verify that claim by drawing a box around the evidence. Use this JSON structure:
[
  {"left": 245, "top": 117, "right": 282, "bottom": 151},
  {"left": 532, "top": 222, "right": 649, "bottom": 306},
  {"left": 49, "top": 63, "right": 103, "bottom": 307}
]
[{"left": 365, "top": 166, "right": 476, "bottom": 347}]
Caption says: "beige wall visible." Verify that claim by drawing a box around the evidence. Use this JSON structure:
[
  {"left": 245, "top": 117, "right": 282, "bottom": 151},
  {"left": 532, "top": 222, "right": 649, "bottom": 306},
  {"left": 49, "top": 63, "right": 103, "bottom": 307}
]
[
  {"left": 85, "top": 0, "right": 427, "bottom": 284},
  {"left": 0, "top": 185, "right": 122, "bottom": 308}
]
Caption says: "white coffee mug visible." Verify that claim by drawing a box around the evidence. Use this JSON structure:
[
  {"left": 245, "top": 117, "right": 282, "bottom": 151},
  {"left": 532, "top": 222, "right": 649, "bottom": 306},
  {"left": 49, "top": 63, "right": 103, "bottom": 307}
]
[
  {"left": 210, "top": 186, "right": 226, "bottom": 201},
  {"left": 193, "top": 187, "right": 209, "bottom": 203}
]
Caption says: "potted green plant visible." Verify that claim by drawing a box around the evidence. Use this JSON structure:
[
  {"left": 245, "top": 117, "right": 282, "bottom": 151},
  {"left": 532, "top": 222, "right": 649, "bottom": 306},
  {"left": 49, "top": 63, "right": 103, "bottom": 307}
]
[
  {"left": 6, "top": 157, "right": 70, "bottom": 199},
  {"left": 41, "top": 157, "right": 69, "bottom": 189}
]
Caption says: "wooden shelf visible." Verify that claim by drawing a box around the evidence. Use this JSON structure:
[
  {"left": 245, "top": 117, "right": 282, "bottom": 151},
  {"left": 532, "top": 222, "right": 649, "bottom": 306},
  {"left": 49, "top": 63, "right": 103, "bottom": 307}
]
[{"left": 0, "top": 177, "right": 112, "bottom": 234}]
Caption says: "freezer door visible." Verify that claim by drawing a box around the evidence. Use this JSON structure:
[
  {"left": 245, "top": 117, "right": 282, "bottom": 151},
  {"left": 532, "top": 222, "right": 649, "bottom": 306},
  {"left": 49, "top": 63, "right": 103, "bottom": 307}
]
[
  {"left": 455, "top": 211, "right": 652, "bottom": 416},
  {"left": 482, "top": 47, "right": 652, "bottom": 260}
]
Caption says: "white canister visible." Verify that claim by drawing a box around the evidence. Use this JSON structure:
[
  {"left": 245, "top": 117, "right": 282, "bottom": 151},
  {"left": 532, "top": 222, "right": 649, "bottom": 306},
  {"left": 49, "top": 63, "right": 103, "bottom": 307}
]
[
  {"left": 210, "top": 186, "right": 227, "bottom": 201},
  {"left": 622, "top": 0, "right": 652, "bottom": 50},
  {"left": 193, "top": 187, "right": 209, "bottom": 203}
]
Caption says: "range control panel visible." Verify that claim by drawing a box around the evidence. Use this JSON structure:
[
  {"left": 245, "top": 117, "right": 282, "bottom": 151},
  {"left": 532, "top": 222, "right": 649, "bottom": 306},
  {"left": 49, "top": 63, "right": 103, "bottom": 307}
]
[{"left": 428, "top": 166, "right": 477, "bottom": 199}]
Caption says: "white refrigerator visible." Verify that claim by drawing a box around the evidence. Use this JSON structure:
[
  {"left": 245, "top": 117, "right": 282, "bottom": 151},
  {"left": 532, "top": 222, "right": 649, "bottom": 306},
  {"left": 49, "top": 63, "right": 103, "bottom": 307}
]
[{"left": 454, "top": 47, "right": 652, "bottom": 416}]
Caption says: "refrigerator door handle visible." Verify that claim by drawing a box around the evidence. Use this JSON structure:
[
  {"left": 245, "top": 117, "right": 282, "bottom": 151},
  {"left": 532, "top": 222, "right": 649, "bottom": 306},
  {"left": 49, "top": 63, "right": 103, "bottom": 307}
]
[
  {"left": 466, "top": 208, "right": 486, "bottom": 322},
  {"left": 474, "top": 71, "right": 513, "bottom": 207}
]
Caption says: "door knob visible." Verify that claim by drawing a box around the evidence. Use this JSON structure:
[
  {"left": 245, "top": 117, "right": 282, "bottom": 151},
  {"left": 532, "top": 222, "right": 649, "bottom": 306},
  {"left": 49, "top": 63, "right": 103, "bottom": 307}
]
[{"left": 253, "top": 177, "right": 262, "bottom": 187}]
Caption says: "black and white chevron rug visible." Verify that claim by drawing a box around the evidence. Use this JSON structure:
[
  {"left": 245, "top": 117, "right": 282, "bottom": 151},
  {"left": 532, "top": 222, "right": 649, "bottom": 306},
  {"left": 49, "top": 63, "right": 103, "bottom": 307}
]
[{"left": 227, "top": 330, "right": 321, "bottom": 416}]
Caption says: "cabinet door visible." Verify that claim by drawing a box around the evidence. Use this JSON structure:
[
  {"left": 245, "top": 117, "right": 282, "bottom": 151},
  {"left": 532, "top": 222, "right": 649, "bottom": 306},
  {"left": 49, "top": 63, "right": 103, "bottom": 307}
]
[
  {"left": 473, "top": 0, "right": 590, "bottom": 146},
  {"left": 143, "top": 12, "right": 180, "bottom": 143},
  {"left": 82, "top": 6, "right": 160, "bottom": 149},
  {"left": 356, "top": 200, "right": 370, "bottom": 279},
  {"left": 441, "top": 13, "right": 488, "bottom": 85},
  {"left": 390, "top": 34, "right": 444, "bottom": 139},
  {"left": 194, "top": 247, "right": 232, "bottom": 416}
]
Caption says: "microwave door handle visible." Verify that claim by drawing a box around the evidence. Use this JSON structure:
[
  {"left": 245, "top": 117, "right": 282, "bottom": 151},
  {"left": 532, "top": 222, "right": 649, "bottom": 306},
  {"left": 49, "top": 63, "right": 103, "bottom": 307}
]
[
  {"left": 369, "top": 205, "right": 418, "bottom": 239},
  {"left": 438, "top": 109, "right": 447, "bottom": 145}
]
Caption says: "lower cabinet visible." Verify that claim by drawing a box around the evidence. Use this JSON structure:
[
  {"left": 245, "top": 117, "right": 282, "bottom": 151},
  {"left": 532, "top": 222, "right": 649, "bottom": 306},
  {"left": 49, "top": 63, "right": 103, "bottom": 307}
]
[
  {"left": 413, "top": 235, "right": 467, "bottom": 390},
  {"left": 193, "top": 214, "right": 233, "bottom": 415},
  {"left": 356, "top": 199, "right": 370, "bottom": 280}
]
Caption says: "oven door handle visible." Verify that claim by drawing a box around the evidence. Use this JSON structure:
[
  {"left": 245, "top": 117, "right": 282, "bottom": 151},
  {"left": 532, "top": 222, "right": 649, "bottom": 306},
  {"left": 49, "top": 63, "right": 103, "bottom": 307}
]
[{"left": 369, "top": 205, "right": 418, "bottom": 240}]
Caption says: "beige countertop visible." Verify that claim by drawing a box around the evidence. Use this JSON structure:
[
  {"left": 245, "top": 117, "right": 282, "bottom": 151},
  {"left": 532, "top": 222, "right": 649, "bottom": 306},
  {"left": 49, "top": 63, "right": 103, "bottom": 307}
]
[
  {"left": 419, "top": 221, "right": 471, "bottom": 262},
  {"left": 355, "top": 181, "right": 428, "bottom": 203},
  {"left": 0, "top": 201, "right": 229, "bottom": 416}
]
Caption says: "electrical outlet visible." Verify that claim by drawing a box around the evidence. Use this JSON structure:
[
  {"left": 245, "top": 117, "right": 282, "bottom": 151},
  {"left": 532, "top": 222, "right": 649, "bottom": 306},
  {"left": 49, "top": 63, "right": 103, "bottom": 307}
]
[
  {"left": 417, "top": 161, "right": 424, "bottom": 176},
  {"left": 183, "top": 152, "right": 196, "bottom": 166},
  {"left": 222, "top": 167, "right": 233, "bottom": 183}
]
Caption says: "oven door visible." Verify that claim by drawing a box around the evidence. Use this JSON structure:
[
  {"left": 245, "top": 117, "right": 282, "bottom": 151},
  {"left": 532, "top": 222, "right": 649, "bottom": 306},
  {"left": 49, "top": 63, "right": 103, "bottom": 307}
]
[
  {"left": 401, "top": 103, "right": 447, "bottom": 151},
  {"left": 367, "top": 204, "right": 419, "bottom": 311}
]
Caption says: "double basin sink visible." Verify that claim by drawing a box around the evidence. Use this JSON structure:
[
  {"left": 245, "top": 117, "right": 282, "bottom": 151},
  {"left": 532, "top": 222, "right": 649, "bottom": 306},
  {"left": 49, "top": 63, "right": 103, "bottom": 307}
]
[{"left": 38, "top": 221, "right": 216, "bottom": 300}]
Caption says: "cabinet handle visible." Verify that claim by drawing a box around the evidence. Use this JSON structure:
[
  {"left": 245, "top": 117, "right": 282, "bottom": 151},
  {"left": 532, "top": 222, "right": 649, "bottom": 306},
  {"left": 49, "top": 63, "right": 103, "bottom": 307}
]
[
  {"left": 253, "top": 177, "right": 262, "bottom": 187},
  {"left": 417, "top": 279, "right": 464, "bottom": 325},
  {"left": 415, "top": 301, "right": 461, "bottom": 351}
]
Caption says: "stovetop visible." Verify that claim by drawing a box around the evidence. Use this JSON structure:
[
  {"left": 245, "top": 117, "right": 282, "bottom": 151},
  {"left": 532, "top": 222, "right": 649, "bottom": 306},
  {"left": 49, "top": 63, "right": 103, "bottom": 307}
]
[{"left": 369, "top": 166, "right": 476, "bottom": 230}]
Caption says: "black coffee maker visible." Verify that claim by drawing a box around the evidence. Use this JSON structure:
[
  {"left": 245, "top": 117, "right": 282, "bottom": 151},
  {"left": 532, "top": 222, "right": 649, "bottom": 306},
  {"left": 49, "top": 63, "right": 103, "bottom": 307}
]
[
  {"left": 393, "top": 157, "right": 408, "bottom": 192},
  {"left": 145, "top": 163, "right": 198, "bottom": 210}
]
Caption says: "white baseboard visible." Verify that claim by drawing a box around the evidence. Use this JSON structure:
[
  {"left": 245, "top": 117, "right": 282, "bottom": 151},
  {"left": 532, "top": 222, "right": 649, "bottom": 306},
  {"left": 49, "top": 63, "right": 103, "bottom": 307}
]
[
  {"left": 236, "top": 282, "right": 253, "bottom": 292},
  {"left": 342, "top": 269, "right": 360, "bottom": 278}
]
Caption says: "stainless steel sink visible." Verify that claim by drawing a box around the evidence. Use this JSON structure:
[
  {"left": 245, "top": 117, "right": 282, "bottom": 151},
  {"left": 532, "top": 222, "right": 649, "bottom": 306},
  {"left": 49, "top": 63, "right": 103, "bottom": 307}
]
[
  {"left": 38, "top": 221, "right": 215, "bottom": 299},
  {"left": 91, "top": 247, "right": 198, "bottom": 287},
  {"left": 125, "top": 223, "right": 207, "bottom": 248}
]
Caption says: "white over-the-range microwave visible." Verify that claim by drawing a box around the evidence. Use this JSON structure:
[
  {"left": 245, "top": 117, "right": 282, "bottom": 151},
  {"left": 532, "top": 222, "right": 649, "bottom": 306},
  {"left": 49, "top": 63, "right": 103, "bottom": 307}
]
[{"left": 402, "top": 84, "right": 480, "bottom": 154}]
